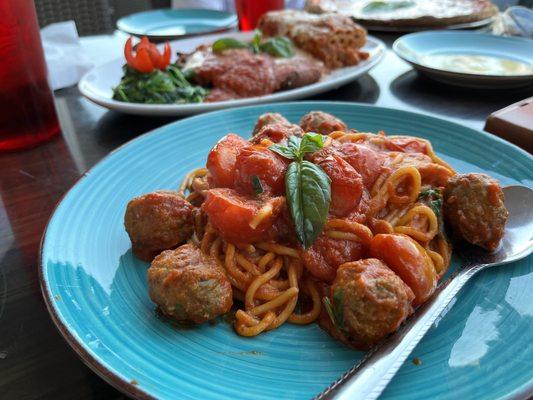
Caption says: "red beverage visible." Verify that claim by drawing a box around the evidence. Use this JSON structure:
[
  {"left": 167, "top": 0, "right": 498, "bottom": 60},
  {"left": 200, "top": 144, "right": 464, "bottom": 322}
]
[
  {"left": 0, "top": 0, "right": 60, "bottom": 151},
  {"left": 235, "top": 0, "right": 285, "bottom": 31}
]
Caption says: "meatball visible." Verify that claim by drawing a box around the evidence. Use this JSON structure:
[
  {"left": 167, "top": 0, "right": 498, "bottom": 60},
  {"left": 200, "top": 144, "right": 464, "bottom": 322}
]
[
  {"left": 252, "top": 113, "right": 291, "bottom": 135},
  {"left": 124, "top": 191, "right": 194, "bottom": 262},
  {"left": 323, "top": 259, "right": 414, "bottom": 350},
  {"left": 444, "top": 173, "right": 508, "bottom": 252},
  {"left": 148, "top": 244, "right": 233, "bottom": 324},
  {"left": 300, "top": 111, "right": 347, "bottom": 134},
  {"left": 250, "top": 123, "right": 304, "bottom": 145}
]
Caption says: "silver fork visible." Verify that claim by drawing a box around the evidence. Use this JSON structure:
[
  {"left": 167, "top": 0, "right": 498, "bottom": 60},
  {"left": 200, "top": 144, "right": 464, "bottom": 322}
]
[{"left": 316, "top": 185, "right": 533, "bottom": 400}]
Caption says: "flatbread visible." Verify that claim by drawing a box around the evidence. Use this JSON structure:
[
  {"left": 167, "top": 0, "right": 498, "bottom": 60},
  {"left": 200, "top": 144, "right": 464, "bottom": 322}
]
[{"left": 305, "top": 0, "right": 498, "bottom": 28}]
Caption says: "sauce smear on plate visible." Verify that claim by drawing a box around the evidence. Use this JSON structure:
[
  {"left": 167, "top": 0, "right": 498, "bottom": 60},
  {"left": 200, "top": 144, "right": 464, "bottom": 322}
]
[{"left": 420, "top": 53, "right": 533, "bottom": 76}]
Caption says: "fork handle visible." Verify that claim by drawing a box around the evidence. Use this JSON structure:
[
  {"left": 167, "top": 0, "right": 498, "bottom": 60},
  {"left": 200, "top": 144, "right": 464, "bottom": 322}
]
[{"left": 316, "top": 265, "right": 482, "bottom": 400}]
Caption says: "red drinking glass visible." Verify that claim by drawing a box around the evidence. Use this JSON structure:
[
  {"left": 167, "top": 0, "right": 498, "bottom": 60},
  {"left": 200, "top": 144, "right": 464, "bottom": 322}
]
[
  {"left": 235, "top": 0, "right": 285, "bottom": 31},
  {"left": 0, "top": 0, "right": 60, "bottom": 151}
]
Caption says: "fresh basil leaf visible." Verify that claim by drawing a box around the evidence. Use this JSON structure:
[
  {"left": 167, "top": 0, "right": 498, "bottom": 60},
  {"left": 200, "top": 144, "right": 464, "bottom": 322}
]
[
  {"left": 249, "top": 30, "right": 262, "bottom": 54},
  {"left": 323, "top": 297, "right": 336, "bottom": 326},
  {"left": 362, "top": 0, "right": 415, "bottom": 13},
  {"left": 299, "top": 132, "right": 324, "bottom": 156},
  {"left": 323, "top": 294, "right": 345, "bottom": 333},
  {"left": 269, "top": 143, "right": 296, "bottom": 160},
  {"left": 259, "top": 36, "right": 294, "bottom": 58},
  {"left": 212, "top": 38, "right": 249, "bottom": 54},
  {"left": 251, "top": 175, "right": 264, "bottom": 195},
  {"left": 285, "top": 160, "right": 331, "bottom": 248},
  {"left": 288, "top": 135, "right": 301, "bottom": 153},
  {"left": 332, "top": 289, "right": 344, "bottom": 329}
]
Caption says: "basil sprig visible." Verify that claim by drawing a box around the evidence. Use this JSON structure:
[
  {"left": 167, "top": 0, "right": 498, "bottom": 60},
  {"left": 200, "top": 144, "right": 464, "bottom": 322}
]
[
  {"left": 323, "top": 289, "right": 345, "bottom": 333},
  {"left": 212, "top": 30, "right": 294, "bottom": 58},
  {"left": 362, "top": 0, "right": 415, "bottom": 13},
  {"left": 270, "top": 133, "right": 331, "bottom": 248},
  {"left": 260, "top": 36, "right": 294, "bottom": 58}
]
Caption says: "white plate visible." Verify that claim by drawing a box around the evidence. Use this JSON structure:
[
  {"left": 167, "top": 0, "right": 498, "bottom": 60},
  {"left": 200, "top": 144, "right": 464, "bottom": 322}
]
[{"left": 78, "top": 31, "right": 385, "bottom": 116}]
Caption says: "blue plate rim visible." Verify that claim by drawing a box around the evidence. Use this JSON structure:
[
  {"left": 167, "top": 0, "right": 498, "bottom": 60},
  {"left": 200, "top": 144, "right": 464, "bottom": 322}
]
[
  {"left": 392, "top": 31, "right": 533, "bottom": 80},
  {"left": 39, "top": 101, "right": 533, "bottom": 400},
  {"left": 116, "top": 8, "right": 238, "bottom": 39}
]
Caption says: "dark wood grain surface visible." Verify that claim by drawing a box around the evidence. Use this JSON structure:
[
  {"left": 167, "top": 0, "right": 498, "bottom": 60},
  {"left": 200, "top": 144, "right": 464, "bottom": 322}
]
[{"left": 0, "top": 32, "right": 531, "bottom": 400}]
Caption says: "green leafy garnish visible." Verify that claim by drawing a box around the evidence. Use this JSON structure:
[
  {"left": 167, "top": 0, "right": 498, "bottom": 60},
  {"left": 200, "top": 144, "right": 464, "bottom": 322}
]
[
  {"left": 251, "top": 175, "right": 264, "bottom": 196},
  {"left": 323, "top": 289, "right": 345, "bottom": 332},
  {"left": 270, "top": 133, "right": 331, "bottom": 248},
  {"left": 211, "top": 31, "right": 294, "bottom": 58},
  {"left": 250, "top": 30, "right": 262, "bottom": 54},
  {"left": 212, "top": 38, "right": 249, "bottom": 54},
  {"left": 259, "top": 36, "right": 294, "bottom": 58},
  {"left": 112, "top": 65, "right": 207, "bottom": 104},
  {"left": 419, "top": 188, "right": 448, "bottom": 239},
  {"left": 418, "top": 188, "right": 443, "bottom": 218},
  {"left": 362, "top": 0, "right": 415, "bottom": 13}
]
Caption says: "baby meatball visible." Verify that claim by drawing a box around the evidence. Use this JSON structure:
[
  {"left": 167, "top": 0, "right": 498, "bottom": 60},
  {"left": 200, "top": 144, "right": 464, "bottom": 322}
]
[
  {"left": 148, "top": 244, "right": 233, "bottom": 324},
  {"left": 252, "top": 112, "right": 291, "bottom": 135},
  {"left": 326, "top": 259, "right": 414, "bottom": 350},
  {"left": 250, "top": 123, "right": 304, "bottom": 145},
  {"left": 444, "top": 173, "right": 508, "bottom": 252},
  {"left": 124, "top": 191, "right": 194, "bottom": 262},
  {"left": 300, "top": 111, "right": 347, "bottom": 134}
]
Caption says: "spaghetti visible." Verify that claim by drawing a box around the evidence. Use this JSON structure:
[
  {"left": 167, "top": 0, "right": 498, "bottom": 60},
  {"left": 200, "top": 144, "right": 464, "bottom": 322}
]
[{"left": 176, "top": 124, "right": 456, "bottom": 337}]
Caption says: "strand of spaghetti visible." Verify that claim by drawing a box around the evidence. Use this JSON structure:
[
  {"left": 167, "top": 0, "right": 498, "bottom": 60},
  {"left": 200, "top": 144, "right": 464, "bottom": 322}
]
[
  {"left": 235, "top": 309, "right": 259, "bottom": 326},
  {"left": 254, "top": 284, "right": 284, "bottom": 300},
  {"left": 431, "top": 235, "right": 452, "bottom": 276},
  {"left": 335, "top": 133, "right": 368, "bottom": 143},
  {"left": 289, "top": 279, "right": 321, "bottom": 324},
  {"left": 426, "top": 248, "right": 445, "bottom": 276},
  {"left": 185, "top": 191, "right": 202, "bottom": 203},
  {"left": 249, "top": 202, "right": 273, "bottom": 229},
  {"left": 177, "top": 168, "right": 208, "bottom": 197},
  {"left": 424, "top": 140, "right": 455, "bottom": 172},
  {"left": 394, "top": 204, "right": 438, "bottom": 242},
  {"left": 266, "top": 260, "right": 300, "bottom": 330},
  {"left": 249, "top": 287, "right": 299, "bottom": 316},
  {"left": 387, "top": 166, "right": 421, "bottom": 204},
  {"left": 328, "top": 130, "right": 349, "bottom": 140},
  {"left": 209, "top": 237, "right": 222, "bottom": 258},
  {"left": 245, "top": 258, "right": 283, "bottom": 310},
  {"left": 385, "top": 205, "right": 409, "bottom": 225},
  {"left": 325, "top": 219, "right": 373, "bottom": 246},
  {"left": 325, "top": 231, "right": 364, "bottom": 242},
  {"left": 200, "top": 228, "right": 214, "bottom": 254},
  {"left": 235, "top": 253, "right": 260, "bottom": 275},
  {"left": 225, "top": 259, "right": 253, "bottom": 288},
  {"left": 370, "top": 218, "right": 394, "bottom": 235},
  {"left": 256, "top": 242, "right": 300, "bottom": 258},
  {"left": 410, "top": 236, "right": 437, "bottom": 275},
  {"left": 269, "top": 278, "right": 290, "bottom": 289},
  {"left": 258, "top": 252, "right": 276, "bottom": 273},
  {"left": 234, "top": 311, "right": 276, "bottom": 337}
]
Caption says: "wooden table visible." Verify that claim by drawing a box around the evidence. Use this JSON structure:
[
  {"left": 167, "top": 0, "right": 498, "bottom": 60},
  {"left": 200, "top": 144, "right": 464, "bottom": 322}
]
[{"left": 0, "top": 32, "right": 531, "bottom": 400}]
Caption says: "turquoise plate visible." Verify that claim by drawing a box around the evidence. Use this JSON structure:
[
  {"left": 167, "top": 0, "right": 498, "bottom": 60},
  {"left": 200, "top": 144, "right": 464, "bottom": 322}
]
[
  {"left": 116, "top": 9, "right": 237, "bottom": 41},
  {"left": 40, "top": 102, "right": 533, "bottom": 400},
  {"left": 393, "top": 31, "right": 533, "bottom": 89}
]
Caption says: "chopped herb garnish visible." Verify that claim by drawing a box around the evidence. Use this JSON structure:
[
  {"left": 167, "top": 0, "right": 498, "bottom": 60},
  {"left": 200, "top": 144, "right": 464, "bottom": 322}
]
[{"left": 251, "top": 175, "right": 264, "bottom": 195}]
